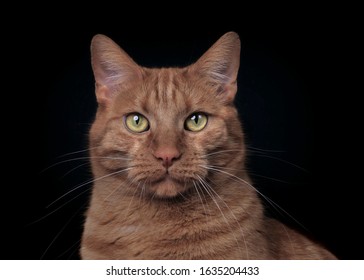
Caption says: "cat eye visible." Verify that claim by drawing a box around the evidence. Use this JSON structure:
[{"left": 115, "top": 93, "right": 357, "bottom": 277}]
[
  {"left": 125, "top": 113, "right": 150, "bottom": 133},
  {"left": 184, "top": 113, "right": 208, "bottom": 132}
]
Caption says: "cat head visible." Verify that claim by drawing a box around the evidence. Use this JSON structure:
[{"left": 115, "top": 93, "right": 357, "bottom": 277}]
[{"left": 89, "top": 32, "right": 246, "bottom": 198}]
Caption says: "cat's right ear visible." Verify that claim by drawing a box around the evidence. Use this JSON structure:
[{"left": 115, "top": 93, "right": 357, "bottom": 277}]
[{"left": 90, "top": 34, "right": 141, "bottom": 105}]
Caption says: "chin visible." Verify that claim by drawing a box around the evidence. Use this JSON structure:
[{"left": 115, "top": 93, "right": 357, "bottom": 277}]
[{"left": 149, "top": 177, "right": 190, "bottom": 199}]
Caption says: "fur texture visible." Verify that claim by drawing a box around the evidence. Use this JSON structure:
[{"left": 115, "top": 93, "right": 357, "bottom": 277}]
[{"left": 80, "top": 32, "right": 336, "bottom": 259}]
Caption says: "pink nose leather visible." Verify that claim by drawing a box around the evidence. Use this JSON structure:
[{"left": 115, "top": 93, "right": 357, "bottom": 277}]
[{"left": 153, "top": 146, "right": 181, "bottom": 168}]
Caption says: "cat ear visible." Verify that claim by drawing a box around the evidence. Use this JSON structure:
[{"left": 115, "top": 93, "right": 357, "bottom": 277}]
[
  {"left": 90, "top": 34, "right": 141, "bottom": 104},
  {"left": 192, "top": 32, "right": 241, "bottom": 103}
]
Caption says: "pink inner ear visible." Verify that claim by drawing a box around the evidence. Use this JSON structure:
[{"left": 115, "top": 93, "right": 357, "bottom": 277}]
[
  {"left": 190, "top": 32, "right": 241, "bottom": 103},
  {"left": 91, "top": 34, "right": 142, "bottom": 104}
]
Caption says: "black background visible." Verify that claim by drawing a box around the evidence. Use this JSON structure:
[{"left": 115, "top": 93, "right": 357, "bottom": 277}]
[{"left": 2, "top": 11, "right": 361, "bottom": 260}]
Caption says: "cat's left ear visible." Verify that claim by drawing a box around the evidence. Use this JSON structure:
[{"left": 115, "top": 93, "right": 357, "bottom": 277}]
[{"left": 191, "top": 32, "right": 241, "bottom": 103}]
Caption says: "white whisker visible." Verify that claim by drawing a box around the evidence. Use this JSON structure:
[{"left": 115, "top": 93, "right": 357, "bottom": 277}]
[
  {"left": 56, "top": 146, "right": 100, "bottom": 158},
  {"left": 196, "top": 175, "right": 248, "bottom": 259},
  {"left": 247, "top": 146, "right": 286, "bottom": 153},
  {"left": 280, "top": 222, "right": 296, "bottom": 256},
  {"left": 138, "top": 179, "right": 148, "bottom": 206},
  {"left": 55, "top": 239, "right": 81, "bottom": 259},
  {"left": 28, "top": 188, "right": 90, "bottom": 226},
  {"left": 124, "top": 179, "right": 141, "bottom": 219},
  {"left": 193, "top": 180, "right": 209, "bottom": 216},
  {"left": 47, "top": 167, "right": 133, "bottom": 208},
  {"left": 249, "top": 154, "right": 309, "bottom": 173},
  {"left": 200, "top": 165, "right": 307, "bottom": 231},
  {"left": 41, "top": 156, "right": 130, "bottom": 173},
  {"left": 205, "top": 149, "right": 245, "bottom": 157},
  {"left": 249, "top": 172, "right": 292, "bottom": 184},
  {"left": 204, "top": 165, "right": 292, "bottom": 184},
  {"left": 40, "top": 202, "right": 87, "bottom": 259},
  {"left": 61, "top": 162, "right": 90, "bottom": 178},
  {"left": 204, "top": 176, "right": 249, "bottom": 259},
  {"left": 204, "top": 148, "right": 308, "bottom": 174}
]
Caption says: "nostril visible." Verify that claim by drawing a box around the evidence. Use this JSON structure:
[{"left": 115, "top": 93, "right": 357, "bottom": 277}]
[
  {"left": 162, "top": 156, "right": 172, "bottom": 168},
  {"left": 158, "top": 154, "right": 181, "bottom": 168},
  {"left": 154, "top": 147, "right": 181, "bottom": 168}
]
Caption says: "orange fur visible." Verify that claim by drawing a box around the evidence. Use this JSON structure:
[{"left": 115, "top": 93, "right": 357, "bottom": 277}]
[{"left": 80, "top": 32, "right": 336, "bottom": 259}]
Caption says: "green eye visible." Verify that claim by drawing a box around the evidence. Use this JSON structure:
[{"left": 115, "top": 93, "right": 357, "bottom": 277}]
[
  {"left": 125, "top": 113, "right": 149, "bottom": 133},
  {"left": 185, "top": 113, "right": 208, "bottom": 132}
]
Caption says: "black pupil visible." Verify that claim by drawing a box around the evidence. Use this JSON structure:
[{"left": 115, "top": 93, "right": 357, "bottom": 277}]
[
  {"left": 191, "top": 114, "right": 199, "bottom": 124},
  {"left": 134, "top": 115, "right": 140, "bottom": 125}
]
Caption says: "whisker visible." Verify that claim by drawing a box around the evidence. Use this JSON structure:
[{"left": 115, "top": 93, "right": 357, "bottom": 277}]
[
  {"left": 205, "top": 147, "right": 285, "bottom": 158},
  {"left": 249, "top": 154, "right": 309, "bottom": 173},
  {"left": 246, "top": 172, "right": 292, "bottom": 184},
  {"left": 124, "top": 179, "right": 141, "bottom": 219},
  {"left": 101, "top": 181, "right": 125, "bottom": 205},
  {"left": 55, "top": 239, "right": 81, "bottom": 259},
  {"left": 199, "top": 164, "right": 291, "bottom": 184},
  {"left": 41, "top": 157, "right": 91, "bottom": 173},
  {"left": 177, "top": 191, "right": 188, "bottom": 200},
  {"left": 203, "top": 176, "right": 249, "bottom": 259},
  {"left": 61, "top": 162, "right": 90, "bottom": 178},
  {"left": 247, "top": 146, "right": 286, "bottom": 153},
  {"left": 28, "top": 188, "right": 90, "bottom": 226},
  {"left": 56, "top": 146, "right": 100, "bottom": 158},
  {"left": 200, "top": 165, "right": 307, "bottom": 231},
  {"left": 196, "top": 176, "right": 223, "bottom": 217},
  {"left": 193, "top": 180, "right": 209, "bottom": 216},
  {"left": 280, "top": 222, "right": 296, "bottom": 256},
  {"left": 139, "top": 179, "right": 147, "bottom": 204},
  {"left": 205, "top": 149, "right": 245, "bottom": 157},
  {"left": 41, "top": 156, "right": 130, "bottom": 173},
  {"left": 204, "top": 148, "right": 308, "bottom": 174},
  {"left": 196, "top": 175, "right": 248, "bottom": 259},
  {"left": 47, "top": 167, "right": 133, "bottom": 208},
  {"left": 97, "top": 179, "right": 137, "bottom": 223},
  {"left": 40, "top": 202, "right": 87, "bottom": 259}
]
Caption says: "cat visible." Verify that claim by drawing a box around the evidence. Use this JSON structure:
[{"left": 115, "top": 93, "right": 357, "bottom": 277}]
[{"left": 80, "top": 32, "right": 336, "bottom": 259}]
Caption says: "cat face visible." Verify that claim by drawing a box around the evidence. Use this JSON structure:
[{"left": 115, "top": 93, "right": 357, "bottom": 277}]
[{"left": 89, "top": 32, "right": 245, "bottom": 198}]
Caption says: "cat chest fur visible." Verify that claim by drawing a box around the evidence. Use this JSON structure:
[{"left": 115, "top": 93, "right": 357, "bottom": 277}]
[{"left": 80, "top": 181, "right": 268, "bottom": 260}]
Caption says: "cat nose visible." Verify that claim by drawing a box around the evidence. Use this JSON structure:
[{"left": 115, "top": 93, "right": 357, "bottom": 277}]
[{"left": 153, "top": 146, "right": 181, "bottom": 169}]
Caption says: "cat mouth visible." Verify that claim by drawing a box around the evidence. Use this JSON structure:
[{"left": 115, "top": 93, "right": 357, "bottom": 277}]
[{"left": 148, "top": 175, "right": 189, "bottom": 198}]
